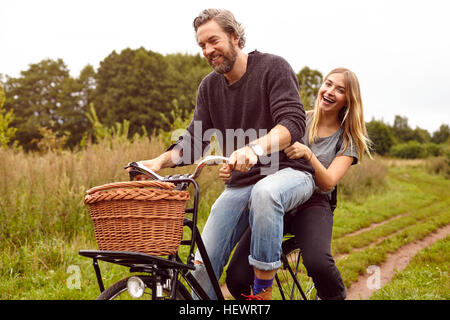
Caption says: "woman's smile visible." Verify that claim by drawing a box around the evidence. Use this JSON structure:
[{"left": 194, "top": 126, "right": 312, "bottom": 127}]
[{"left": 322, "top": 95, "right": 336, "bottom": 105}]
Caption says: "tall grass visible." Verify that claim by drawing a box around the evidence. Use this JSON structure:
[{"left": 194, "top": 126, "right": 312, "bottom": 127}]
[
  {"left": 0, "top": 135, "right": 164, "bottom": 271},
  {"left": 338, "top": 156, "right": 388, "bottom": 202}
]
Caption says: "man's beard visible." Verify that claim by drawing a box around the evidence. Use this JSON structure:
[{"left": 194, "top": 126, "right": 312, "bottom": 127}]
[{"left": 207, "top": 39, "right": 238, "bottom": 74}]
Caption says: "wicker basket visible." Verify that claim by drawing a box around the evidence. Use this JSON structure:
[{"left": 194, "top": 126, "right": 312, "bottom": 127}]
[{"left": 84, "top": 180, "right": 190, "bottom": 256}]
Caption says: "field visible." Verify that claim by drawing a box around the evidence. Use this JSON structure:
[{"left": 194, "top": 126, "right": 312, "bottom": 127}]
[
  {"left": 0, "top": 136, "right": 449, "bottom": 300},
  {"left": 334, "top": 163, "right": 450, "bottom": 299}
]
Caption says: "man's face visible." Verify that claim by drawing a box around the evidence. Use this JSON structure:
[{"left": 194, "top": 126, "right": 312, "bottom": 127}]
[{"left": 196, "top": 19, "right": 238, "bottom": 74}]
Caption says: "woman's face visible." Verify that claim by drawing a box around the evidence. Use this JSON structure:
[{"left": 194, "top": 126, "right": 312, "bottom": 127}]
[{"left": 318, "top": 73, "right": 347, "bottom": 114}]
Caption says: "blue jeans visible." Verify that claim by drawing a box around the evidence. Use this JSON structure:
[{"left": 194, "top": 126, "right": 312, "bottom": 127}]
[{"left": 192, "top": 168, "right": 314, "bottom": 299}]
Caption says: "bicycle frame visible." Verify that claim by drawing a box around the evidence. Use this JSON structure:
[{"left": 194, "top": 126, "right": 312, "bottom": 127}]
[
  {"left": 80, "top": 156, "right": 318, "bottom": 300},
  {"left": 276, "top": 237, "right": 309, "bottom": 301},
  {"left": 79, "top": 169, "right": 225, "bottom": 300}
]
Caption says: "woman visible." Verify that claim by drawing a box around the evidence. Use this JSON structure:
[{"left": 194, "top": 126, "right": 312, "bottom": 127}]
[{"left": 223, "top": 68, "right": 372, "bottom": 300}]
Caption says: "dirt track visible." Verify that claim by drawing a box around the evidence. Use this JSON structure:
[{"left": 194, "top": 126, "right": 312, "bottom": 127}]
[
  {"left": 220, "top": 224, "right": 450, "bottom": 300},
  {"left": 345, "top": 224, "right": 450, "bottom": 300}
]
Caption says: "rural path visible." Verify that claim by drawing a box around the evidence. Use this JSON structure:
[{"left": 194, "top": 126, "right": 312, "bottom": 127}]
[
  {"left": 220, "top": 224, "right": 450, "bottom": 300},
  {"left": 345, "top": 223, "right": 450, "bottom": 300}
]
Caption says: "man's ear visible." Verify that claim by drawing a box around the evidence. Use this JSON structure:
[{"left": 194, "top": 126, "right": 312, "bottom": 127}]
[{"left": 231, "top": 33, "right": 240, "bottom": 47}]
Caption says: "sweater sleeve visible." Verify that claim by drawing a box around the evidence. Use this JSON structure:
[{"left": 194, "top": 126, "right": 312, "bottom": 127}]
[
  {"left": 267, "top": 56, "right": 306, "bottom": 144},
  {"left": 166, "top": 80, "right": 213, "bottom": 166}
]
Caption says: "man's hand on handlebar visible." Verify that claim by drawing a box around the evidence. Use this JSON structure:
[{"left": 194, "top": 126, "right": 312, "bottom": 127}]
[
  {"left": 219, "top": 164, "right": 232, "bottom": 182},
  {"left": 227, "top": 146, "right": 258, "bottom": 173},
  {"left": 218, "top": 146, "right": 258, "bottom": 183},
  {"left": 126, "top": 159, "right": 163, "bottom": 181},
  {"left": 126, "top": 150, "right": 257, "bottom": 184}
]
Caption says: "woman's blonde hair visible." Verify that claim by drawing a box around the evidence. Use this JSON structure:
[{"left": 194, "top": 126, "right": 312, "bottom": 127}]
[{"left": 308, "top": 68, "right": 372, "bottom": 160}]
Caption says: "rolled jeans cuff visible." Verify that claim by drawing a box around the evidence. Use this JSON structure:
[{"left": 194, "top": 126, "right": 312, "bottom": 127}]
[{"left": 248, "top": 255, "right": 281, "bottom": 271}]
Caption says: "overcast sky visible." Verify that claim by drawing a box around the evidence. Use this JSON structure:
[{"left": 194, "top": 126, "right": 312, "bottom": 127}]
[{"left": 1, "top": 0, "right": 449, "bottom": 134}]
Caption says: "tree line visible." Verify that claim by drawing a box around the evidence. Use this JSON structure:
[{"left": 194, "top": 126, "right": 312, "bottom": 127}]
[
  {"left": 1, "top": 48, "right": 212, "bottom": 150},
  {"left": 366, "top": 116, "right": 449, "bottom": 158},
  {"left": 1, "top": 47, "right": 449, "bottom": 158}
]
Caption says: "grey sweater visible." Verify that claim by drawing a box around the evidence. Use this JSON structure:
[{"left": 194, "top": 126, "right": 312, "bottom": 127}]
[{"left": 170, "top": 50, "right": 314, "bottom": 186}]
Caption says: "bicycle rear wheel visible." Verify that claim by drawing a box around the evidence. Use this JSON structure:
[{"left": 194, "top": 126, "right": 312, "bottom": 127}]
[
  {"left": 96, "top": 275, "right": 192, "bottom": 300},
  {"left": 274, "top": 238, "right": 316, "bottom": 300}
]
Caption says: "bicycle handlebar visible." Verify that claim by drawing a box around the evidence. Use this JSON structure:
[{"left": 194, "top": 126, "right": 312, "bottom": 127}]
[
  {"left": 189, "top": 155, "right": 229, "bottom": 179},
  {"left": 124, "top": 155, "right": 229, "bottom": 181}
]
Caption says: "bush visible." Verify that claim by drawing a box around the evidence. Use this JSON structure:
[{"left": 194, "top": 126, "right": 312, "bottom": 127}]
[
  {"left": 390, "top": 141, "right": 428, "bottom": 159},
  {"left": 390, "top": 141, "right": 446, "bottom": 159},
  {"left": 366, "top": 120, "right": 395, "bottom": 155},
  {"left": 425, "top": 144, "right": 450, "bottom": 178},
  {"left": 425, "top": 157, "right": 450, "bottom": 179},
  {"left": 423, "top": 143, "right": 442, "bottom": 157}
]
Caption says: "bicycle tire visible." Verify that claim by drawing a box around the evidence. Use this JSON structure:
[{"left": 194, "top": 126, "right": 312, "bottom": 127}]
[
  {"left": 275, "top": 238, "right": 316, "bottom": 300},
  {"left": 96, "top": 275, "right": 192, "bottom": 300}
]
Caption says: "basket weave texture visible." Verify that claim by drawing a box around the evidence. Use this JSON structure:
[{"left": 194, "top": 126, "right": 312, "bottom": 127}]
[{"left": 84, "top": 180, "right": 190, "bottom": 256}]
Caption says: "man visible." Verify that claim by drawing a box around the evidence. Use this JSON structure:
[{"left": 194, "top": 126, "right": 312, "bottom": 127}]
[{"left": 133, "top": 9, "right": 314, "bottom": 299}]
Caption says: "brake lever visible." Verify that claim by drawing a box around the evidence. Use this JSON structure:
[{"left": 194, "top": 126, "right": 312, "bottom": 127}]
[{"left": 124, "top": 162, "right": 164, "bottom": 181}]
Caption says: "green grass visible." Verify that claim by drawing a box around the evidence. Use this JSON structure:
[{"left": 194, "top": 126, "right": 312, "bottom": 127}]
[
  {"left": 370, "top": 236, "right": 450, "bottom": 300},
  {"left": 333, "top": 167, "right": 440, "bottom": 238},
  {"left": 336, "top": 209, "right": 450, "bottom": 288},
  {"left": 332, "top": 200, "right": 450, "bottom": 256},
  {"left": 330, "top": 163, "right": 450, "bottom": 294}
]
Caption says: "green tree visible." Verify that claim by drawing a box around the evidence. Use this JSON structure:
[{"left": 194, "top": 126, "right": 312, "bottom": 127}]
[
  {"left": 92, "top": 48, "right": 175, "bottom": 137},
  {"left": 92, "top": 48, "right": 211, "bottom": 137},
  {"left": 3, "top": 59, "right": 72, "bottom": 149},
  {"left": 432, "top": 124, "right": 450, "bottom": 144},
  {"left": 297, "top": 67, "right": 323, "bottom": 110},
  {"left": 392, "top": 115, "right": 414, "bottom": 143},
  {"left": 59, "top": 64, "right": 96, "bottom": 147},
  {"left": 411, "top": 126, "right": 431, "bottom": 143},
  {"left": 366, "top": 119, "right": 395, "bottom": 155},
  {"left": 0, "top": 84, "right": 17, "bottom": 148},
  {"left": 164, "top": 53, "right": 210, "bottom": 127}
]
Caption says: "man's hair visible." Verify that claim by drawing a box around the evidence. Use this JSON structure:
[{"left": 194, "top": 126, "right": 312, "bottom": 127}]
[{"left": 193, "top": 8, "right": 246, "bottom": 49}]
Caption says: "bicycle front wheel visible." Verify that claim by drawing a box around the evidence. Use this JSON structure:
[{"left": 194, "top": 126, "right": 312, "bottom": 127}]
[
  {"left": 96, "top": 275, "right": 192, "bottom": 300},
  {"left": 274, "top": 238, "right": 316, "bottom": 300}
]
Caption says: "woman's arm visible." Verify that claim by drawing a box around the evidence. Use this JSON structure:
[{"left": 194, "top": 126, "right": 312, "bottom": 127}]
[{"left": 284, "top": 142, "right": 353, "bottom": 192}]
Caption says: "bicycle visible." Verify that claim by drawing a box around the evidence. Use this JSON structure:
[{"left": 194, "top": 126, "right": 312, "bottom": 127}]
[{"left": 79, "top": 155, "right": 316, "bottom": 300}]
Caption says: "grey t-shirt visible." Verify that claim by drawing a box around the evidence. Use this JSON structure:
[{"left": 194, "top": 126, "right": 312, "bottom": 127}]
[{"left": 303, "top": 114, "right": 358, "bottom": 195}]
